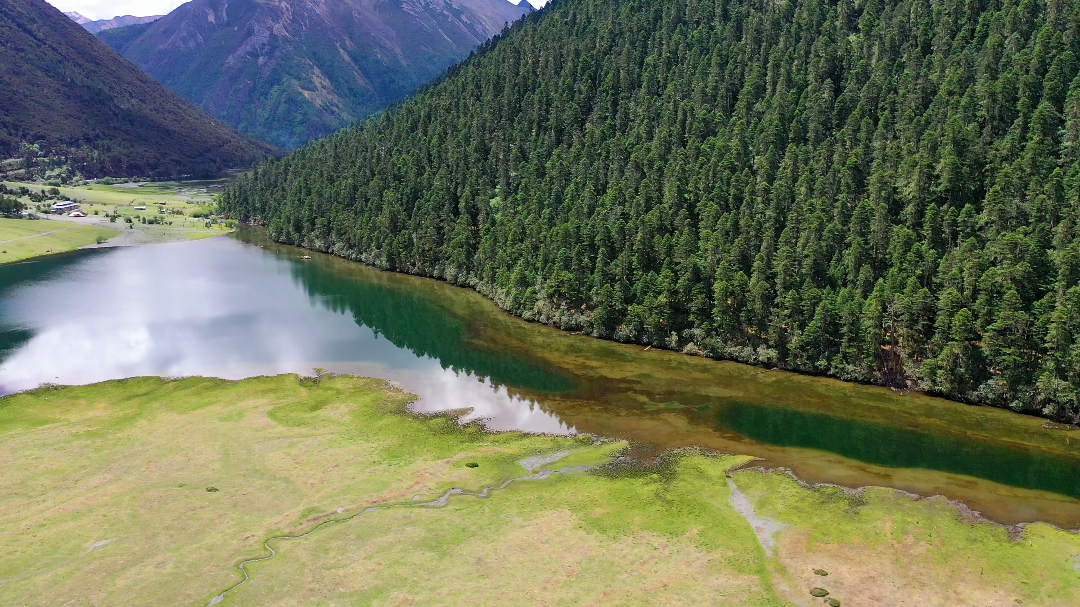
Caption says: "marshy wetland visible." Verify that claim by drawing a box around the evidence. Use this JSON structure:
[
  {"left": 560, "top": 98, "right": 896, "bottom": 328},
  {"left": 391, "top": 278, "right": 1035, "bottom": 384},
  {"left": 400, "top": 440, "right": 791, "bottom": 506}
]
[
  {"left": 3, "top": 375, "right": 1078, "bottom": 606},
  {"left": 1, "top": 231, "right": 1079, "bottom": 604}
]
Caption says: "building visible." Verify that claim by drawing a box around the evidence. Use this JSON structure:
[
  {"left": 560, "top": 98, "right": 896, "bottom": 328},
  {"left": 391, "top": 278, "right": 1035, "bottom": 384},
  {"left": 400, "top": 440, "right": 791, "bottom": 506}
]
[{"left": 51, "top": 201, "right": 80, "bottom": 214}]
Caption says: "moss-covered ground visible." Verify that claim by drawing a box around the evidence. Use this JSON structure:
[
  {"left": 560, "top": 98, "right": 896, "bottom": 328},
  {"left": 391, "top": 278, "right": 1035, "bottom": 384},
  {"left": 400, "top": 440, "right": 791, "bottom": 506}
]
[
  {"left": 0, "top": 375, "right": 1077, "bottom": 606},
  {"left": 0, "top": 217, "right": 118, "bottom": 264}
]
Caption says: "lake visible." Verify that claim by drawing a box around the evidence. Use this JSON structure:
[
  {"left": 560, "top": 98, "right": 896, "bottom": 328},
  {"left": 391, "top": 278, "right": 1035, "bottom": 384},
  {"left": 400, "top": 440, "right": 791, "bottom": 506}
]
[{"left": 2, "top": 231, "right": 1079, "bottom": 527}]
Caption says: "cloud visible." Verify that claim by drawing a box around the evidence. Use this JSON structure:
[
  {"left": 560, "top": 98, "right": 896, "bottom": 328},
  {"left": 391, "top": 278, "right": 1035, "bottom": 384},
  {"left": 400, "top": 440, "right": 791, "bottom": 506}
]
[
  {"left": 49, "top": 0, "right": 547, "bottom": 22},
  {"left": 46, "top": 1, "right": 186, "bottom": 21}
]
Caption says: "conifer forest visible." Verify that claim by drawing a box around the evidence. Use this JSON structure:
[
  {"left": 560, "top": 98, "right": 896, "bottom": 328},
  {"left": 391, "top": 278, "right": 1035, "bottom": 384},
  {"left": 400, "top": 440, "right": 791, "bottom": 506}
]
[{"left": 223, "top": 0, "right": 1080, "bottom": 420}]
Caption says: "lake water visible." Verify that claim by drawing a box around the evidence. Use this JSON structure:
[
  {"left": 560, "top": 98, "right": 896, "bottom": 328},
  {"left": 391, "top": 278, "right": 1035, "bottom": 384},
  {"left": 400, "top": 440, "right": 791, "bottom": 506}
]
[{"left": 2, "top": 231, "right": 1079, "bottom": 527}]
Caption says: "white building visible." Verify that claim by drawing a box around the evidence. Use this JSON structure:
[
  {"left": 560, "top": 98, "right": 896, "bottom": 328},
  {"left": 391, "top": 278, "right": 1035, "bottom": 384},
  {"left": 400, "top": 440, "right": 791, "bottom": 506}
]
[{"left": 51, "top": 201, "right": 80, "bottom": 214}]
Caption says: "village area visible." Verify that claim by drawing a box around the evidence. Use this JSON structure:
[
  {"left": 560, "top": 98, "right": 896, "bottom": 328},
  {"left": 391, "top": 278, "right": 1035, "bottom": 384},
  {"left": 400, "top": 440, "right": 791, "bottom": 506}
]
[{"left": 0, "top": 178, "right": 236, "bottom": 263}]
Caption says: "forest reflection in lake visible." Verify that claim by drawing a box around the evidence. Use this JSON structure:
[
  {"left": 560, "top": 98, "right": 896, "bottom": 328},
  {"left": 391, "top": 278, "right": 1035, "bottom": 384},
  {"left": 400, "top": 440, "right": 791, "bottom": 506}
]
[{"left": 1, "top": 231, "right": 1078, "bottom": 527}]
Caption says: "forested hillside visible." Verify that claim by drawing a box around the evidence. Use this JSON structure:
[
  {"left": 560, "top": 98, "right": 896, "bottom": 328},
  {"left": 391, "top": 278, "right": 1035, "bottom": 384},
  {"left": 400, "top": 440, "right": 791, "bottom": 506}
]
[
  {"left": 222, "top": 0, "right": 1080, "bottom": 420},
  {"left": 0, "top": 0, "right": 275, "bottom": 179}
]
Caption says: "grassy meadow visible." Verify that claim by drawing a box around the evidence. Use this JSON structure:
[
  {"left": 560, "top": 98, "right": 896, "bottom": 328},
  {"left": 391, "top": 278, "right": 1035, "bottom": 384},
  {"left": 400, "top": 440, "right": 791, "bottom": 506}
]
[
  {"left": 2, "top": 180, "right": 236, "bottom": 247},
  {"left": 0, "top": 374, "right": 1077, "bottom": 606},
  {"left": 0, "top": 217, "right": 118, "bottom": 263}
]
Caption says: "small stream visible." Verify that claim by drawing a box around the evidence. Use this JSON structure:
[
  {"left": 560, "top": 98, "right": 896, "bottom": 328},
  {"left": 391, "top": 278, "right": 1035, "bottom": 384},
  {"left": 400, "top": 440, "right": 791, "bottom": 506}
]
[{"left": 206, "top": 453, "right": 588, "bottom": 606}]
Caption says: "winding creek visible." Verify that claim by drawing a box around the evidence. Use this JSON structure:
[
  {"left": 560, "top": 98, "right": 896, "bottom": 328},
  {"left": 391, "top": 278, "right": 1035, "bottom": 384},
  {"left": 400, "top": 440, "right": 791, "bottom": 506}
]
[
  {"left": 207, "top": 453, "right": 591, "bottom": 606},
  {"left": 1, "top": 230, "right": 1079, "bottom": 528}
]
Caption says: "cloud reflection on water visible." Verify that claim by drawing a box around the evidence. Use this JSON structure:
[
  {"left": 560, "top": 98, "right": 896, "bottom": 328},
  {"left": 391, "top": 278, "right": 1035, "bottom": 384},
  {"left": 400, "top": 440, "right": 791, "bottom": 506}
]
[
  {"left": 407, "top": 368, "right": 575, "bottom": 435},
  {"left": 0, "top": 238, "right": 574, "bottom": 435}
]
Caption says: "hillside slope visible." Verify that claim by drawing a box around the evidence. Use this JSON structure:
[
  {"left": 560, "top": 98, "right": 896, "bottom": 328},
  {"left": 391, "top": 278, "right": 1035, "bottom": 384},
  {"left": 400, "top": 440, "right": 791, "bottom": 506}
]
[
  {"left": 0, "top": 0, "right": 276, "bottom": 179},
  {"left": 101, "top": 0, "right": 531, "bottom": 149},
  {"left": 223, "top": 0, "right": 1080, "bottom": 419}
]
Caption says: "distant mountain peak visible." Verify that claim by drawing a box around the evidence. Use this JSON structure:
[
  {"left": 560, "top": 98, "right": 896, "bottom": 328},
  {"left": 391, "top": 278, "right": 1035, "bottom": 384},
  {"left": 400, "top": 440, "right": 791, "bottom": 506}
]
[
  {"left": 64, "top": 10, "right": 91, "bottom": 23},
  {"left": 66, "top": 12, "right": 163, "bottom": 34},
  {"left": 99, "top": 0, "right": 531, "bottom": 148}
]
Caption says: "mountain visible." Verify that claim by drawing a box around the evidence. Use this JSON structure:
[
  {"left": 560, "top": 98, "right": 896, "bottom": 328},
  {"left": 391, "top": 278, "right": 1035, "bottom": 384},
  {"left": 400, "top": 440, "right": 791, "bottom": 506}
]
[
  {"left": 223, "top": 0, "right": 1080, "bottom": 420},
  {"left": 99, "top": 0, "right": 532, "bottom": 149},
  {"left": 63, "top": 10, "right": 90, "bottom": 23},
  {"left": 68, "top": 13, "right": 163, "bottom": 34},
  {"left": 0, "top": 0, "right": 277, "bottom": 179}
]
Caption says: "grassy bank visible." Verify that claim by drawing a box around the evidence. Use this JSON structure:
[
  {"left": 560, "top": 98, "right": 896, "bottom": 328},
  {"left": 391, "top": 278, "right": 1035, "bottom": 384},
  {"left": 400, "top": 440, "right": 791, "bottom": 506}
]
[
  {"left": 0, "top": 217, "right": 118, "bottom": 264},
  {"left": 0, "top": 375, "right": 1076, "bottom": 606}
]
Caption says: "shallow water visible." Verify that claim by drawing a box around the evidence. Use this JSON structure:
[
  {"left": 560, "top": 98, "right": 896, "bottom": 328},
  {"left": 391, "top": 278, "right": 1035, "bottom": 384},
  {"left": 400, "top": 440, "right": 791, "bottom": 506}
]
[{"left": 1, "top": 232, "right": 1078, "bottom": 527}]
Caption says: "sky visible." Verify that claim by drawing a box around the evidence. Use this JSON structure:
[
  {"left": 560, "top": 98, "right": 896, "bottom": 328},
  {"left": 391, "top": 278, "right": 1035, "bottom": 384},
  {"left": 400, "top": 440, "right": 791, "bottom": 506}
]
[{"left": 48, "top": 0, "right": 545, "bottom": 21}]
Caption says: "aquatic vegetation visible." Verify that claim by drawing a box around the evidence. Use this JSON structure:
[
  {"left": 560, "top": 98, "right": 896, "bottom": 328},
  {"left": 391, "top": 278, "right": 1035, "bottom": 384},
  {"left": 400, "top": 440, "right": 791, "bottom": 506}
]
[
  {"left": 735, "top": 467, "right": 1080, "bottom": 605},
  {"left": 237, "top": 231, "right": 1080, "bottom": 527}
]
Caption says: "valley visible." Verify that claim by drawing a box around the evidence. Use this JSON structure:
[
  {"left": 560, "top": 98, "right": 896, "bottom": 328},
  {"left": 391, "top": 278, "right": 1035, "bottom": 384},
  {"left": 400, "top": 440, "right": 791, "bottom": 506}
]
[
  {"left": 4, "top": 0, "right": 1080, "bottom": 603},
  {"left": 98, "top": 0, "right": 533, "bottom": 148},
  {"left": 0, "top": 0, "right": 276, "bottom": 180}
]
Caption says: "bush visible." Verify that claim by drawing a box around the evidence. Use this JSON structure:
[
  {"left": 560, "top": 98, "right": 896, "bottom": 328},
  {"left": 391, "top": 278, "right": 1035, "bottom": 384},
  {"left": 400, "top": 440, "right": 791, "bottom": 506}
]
[{"left": 0, "top": 195, "right": 24, "bottom": 217}]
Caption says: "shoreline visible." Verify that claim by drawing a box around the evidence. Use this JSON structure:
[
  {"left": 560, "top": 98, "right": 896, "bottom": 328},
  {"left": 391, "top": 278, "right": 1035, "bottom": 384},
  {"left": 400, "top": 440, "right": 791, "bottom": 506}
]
[
  {"left": 5, "top": 231, "right": 1078, "bottom": 529},
  {"left": 7, "top": 370, "right": 1079, "bottom": 532},
  {"left": 242, "top": 229, "right": 1076, "bottom": 429},
  {"left": 3, "top": 374, "right": 1076, "bottom": 606}
]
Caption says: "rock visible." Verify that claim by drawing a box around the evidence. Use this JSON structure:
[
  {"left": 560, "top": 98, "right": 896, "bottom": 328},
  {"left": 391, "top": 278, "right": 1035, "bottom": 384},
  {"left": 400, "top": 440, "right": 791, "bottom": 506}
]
[{"left": 810, "top": 587, "right": 829, "bottom": 597}]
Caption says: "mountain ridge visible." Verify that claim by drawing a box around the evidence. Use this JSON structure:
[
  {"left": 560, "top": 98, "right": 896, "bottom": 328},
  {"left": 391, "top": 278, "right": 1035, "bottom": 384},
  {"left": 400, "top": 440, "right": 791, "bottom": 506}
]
[
  {"left": 69, "top": 13, "right": 163, "bottom": 34},
  {"left": 100, "top": 0, "right": 532, "bottom": 148},
  {"left": 63, "top": 10, "right": 90, "bottom": 23},
  {"left": 1, "top": 0, "right": 277, "bottom": 179}
]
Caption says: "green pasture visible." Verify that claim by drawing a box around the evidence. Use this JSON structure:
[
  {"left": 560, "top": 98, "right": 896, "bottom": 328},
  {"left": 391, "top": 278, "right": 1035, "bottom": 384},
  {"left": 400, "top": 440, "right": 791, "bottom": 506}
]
[
  {"left": 2, "top": 180, "right": 236, "bottom": 246},
  {"left": 0, "top": 218, "right": 118, "bottom": 264}
]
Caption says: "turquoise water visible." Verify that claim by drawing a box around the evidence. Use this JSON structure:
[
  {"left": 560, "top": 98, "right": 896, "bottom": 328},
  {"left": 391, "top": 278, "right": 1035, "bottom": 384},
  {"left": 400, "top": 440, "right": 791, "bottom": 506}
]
[{"left": 721, "top": 402, "right": 1080, "bottom": 500}]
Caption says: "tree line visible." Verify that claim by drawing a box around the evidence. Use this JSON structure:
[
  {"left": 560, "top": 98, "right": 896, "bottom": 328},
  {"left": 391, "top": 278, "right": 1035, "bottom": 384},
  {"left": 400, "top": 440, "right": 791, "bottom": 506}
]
[{"left": 222, "top": 0, "right": 1080, "bottom": 421}]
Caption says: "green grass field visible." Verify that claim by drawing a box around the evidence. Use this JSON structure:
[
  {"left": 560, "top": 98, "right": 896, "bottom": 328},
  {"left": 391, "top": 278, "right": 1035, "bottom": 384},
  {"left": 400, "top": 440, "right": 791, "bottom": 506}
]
[
  {"left": 0, "top": 375, "right": 1076, "bottom": 606},
  {"left": 2, "top": 180, "right": 237, "bottom": 250},
  {"left": 3, "top": 180, "right": 222, "bottom": 207},
  {"left": 0, "top": 217, "right": 118, "bottom": 264}
]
